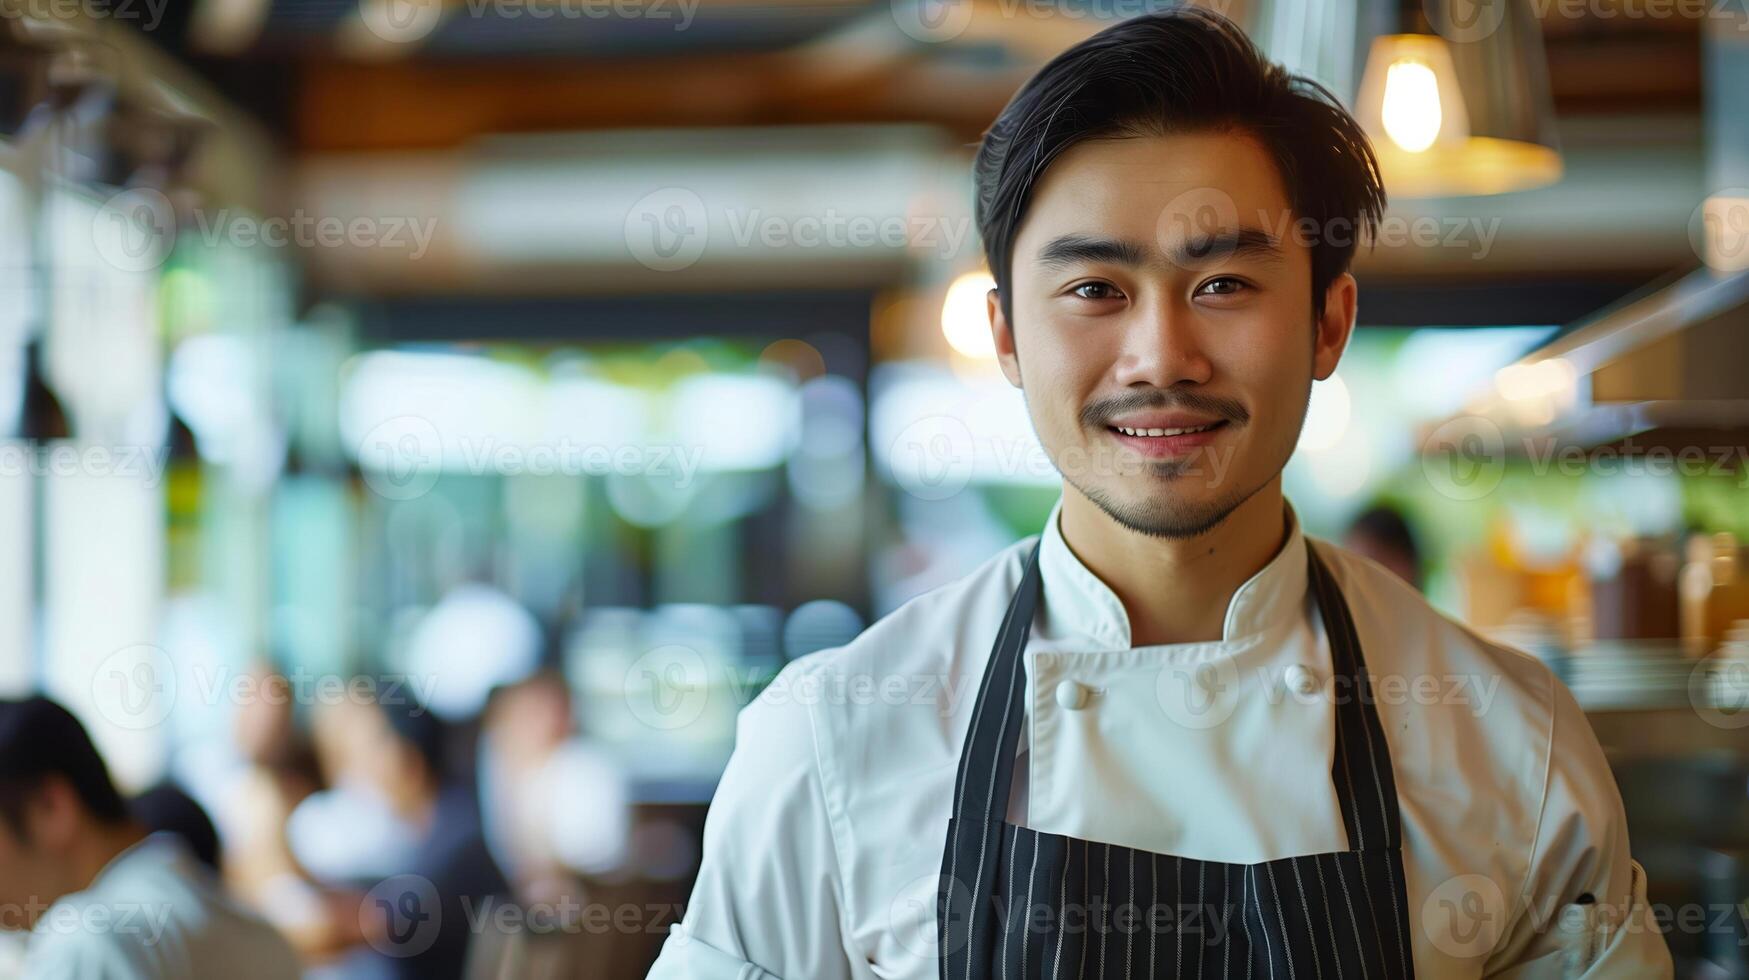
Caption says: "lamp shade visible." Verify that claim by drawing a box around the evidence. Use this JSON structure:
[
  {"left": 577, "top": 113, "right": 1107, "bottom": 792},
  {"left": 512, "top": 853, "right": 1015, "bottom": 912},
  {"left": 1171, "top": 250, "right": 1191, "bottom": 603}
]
[{"left": 1353, "top": 0, "right": 1562, "bottom": 198}]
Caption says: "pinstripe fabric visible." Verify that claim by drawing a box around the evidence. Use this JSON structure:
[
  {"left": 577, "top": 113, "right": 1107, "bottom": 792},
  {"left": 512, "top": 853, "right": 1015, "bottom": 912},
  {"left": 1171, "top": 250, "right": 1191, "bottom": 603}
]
[{"left": 938, "top": 540, "right": 1416, "bottom": 979}]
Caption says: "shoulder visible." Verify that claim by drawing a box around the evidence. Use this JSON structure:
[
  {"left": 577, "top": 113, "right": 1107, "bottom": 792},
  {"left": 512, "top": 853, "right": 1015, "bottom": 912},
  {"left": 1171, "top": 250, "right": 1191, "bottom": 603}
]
[
  {"left": 1310, "top": 534, "right": 1560, "bottom": 736},
  {"left": 714, "top": 532, "right": 1035, "bottom": 816},
  {"left": 1310, "top": 537, "right": 1626, "bottom": 897},
  {"left": 745, "top": 532, "right": 1036, "bottom": 739}
]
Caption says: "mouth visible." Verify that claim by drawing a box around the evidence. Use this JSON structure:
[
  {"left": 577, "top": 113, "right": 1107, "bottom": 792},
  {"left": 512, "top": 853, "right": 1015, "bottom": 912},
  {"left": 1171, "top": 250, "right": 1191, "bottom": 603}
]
[{"left": 1105, "top": 419, "right": 1230, "bottom": 458}]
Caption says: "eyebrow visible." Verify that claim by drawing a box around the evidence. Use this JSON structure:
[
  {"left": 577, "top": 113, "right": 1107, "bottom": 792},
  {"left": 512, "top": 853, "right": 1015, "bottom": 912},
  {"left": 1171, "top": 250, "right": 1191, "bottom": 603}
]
[{"left": 1033, "top": 228, "right": 1285, "bottom": 271}]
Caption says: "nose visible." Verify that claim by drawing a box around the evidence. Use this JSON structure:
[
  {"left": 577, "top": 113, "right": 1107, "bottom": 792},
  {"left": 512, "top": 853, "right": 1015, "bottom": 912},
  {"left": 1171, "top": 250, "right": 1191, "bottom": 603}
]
[{"left": 1110, "top": 293, "right": 1214, "bottom": 389}]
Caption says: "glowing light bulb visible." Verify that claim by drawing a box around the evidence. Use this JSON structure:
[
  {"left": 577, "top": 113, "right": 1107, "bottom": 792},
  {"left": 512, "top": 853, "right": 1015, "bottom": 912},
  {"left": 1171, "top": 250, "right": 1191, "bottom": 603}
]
[
  {"left": 941, "top": 272, "right": 997, "bottom": 359},
  {"left": 1380, "top": 60, "right": 1443, "bottom": 153}
]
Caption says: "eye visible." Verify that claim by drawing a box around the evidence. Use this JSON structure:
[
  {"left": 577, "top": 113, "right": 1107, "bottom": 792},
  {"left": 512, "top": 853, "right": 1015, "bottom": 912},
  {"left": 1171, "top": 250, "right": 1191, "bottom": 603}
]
[
  {"left": 1196, "top": 276, "right": 1249, "bottom": 297},
  {"left": 1069, "top": 281, "right": 1123, "bottom": 300}
]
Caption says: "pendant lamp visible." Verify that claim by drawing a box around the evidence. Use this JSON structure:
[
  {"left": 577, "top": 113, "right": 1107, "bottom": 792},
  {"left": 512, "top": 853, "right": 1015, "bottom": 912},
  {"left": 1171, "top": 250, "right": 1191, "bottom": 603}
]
[{"left": 1352, "top": 0, "right": 1563, "bottom": 197}]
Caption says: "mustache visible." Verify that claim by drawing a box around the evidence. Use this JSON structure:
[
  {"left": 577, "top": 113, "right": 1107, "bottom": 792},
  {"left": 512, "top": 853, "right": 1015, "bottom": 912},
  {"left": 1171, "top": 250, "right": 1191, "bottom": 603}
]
[{"left": 1081, "top": 390, "right": 1250, "bottom": 430}]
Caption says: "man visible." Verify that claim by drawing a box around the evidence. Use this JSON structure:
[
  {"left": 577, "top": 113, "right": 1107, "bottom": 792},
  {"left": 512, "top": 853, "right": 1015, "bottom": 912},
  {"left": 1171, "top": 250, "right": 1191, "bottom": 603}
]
[
  {"left": 0, "top": 696, "right": 301, "bottom": 978},
  {"left": 648, "top": 8, "right": 1671, "bottom": 977}
]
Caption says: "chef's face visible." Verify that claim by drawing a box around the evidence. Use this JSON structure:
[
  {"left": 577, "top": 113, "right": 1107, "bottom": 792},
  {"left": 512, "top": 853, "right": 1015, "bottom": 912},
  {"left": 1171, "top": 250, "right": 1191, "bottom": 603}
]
[{"left": 992, "top": 129, "right": 1354, "bottom": 537}]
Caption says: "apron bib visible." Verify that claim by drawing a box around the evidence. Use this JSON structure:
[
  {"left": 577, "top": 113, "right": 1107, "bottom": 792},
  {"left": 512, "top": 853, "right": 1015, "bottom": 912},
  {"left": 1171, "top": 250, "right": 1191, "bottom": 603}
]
[{"left": 937, "top": 537, "right": 1417, "bottom": 979}]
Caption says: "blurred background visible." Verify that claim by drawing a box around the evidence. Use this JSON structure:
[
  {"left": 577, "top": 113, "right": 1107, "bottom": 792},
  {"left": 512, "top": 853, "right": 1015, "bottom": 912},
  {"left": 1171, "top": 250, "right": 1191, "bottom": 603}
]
[{"left": 0, "top": 0, "right": 1746, "bottom": 975}]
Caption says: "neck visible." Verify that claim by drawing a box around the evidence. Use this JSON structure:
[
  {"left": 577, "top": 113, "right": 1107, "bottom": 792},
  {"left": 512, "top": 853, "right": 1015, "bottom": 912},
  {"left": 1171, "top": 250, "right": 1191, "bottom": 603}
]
[
  {"left": 68, "top": 820, "right": 148, "bottom": 896},
  {"left": 1058, "top": 478, "right": 1290, "bottom": 647}
]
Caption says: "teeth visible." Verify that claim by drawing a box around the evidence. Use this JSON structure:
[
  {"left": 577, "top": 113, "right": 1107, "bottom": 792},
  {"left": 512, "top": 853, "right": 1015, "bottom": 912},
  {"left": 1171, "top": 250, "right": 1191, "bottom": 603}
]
[{"left": 1116, "top": 423, "right": 1219, "bottom": 437}]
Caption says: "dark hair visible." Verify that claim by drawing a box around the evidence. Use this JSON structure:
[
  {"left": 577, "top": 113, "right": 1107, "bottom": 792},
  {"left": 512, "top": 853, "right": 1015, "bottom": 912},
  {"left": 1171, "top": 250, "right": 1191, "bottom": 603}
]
[
  {"left": 376, "top": 688, "right": 448, "bottom": 783},
  {"left": 973, "top": 6, "right": 1386, "bottom": 327},
  {"left": 0, "top": 697, "right": 131, "bottom": 837},
  {"left": 132, "top": 781, "right": 221, "bottom": 872},
  {"left": 1350, "top": 503, "right": 1421, "bottom": 568}
]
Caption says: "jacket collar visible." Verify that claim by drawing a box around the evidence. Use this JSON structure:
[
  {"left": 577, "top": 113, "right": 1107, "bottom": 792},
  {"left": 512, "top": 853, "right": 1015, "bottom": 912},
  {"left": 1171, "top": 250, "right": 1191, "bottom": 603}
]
[{"left": 1035, "top": 493, "right": 1309, "bottom": 649}]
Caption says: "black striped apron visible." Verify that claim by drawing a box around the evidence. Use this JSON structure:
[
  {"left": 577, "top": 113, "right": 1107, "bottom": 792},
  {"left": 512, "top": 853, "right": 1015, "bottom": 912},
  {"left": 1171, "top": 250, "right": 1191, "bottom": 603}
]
[{"left": 938, "top": 538, "right": 1417, "bottom": 979}]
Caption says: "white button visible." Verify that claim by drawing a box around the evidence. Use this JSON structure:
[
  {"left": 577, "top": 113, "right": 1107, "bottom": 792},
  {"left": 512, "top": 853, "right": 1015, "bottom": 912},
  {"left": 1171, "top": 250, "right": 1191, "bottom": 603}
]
[
  {"left": 1055, "top": 680, "right": 1092, "bottom": 711},
  {"left": 1285, "top": 664, "right": 1316, "bottom": 696}
]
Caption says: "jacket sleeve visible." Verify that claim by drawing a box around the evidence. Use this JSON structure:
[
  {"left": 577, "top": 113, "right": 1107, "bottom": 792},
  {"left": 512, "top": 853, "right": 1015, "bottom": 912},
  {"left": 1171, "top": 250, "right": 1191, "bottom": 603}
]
[
  {"left": 647, "top": 661, "right": 864, "bottom": 980},
  {"left": 1483, "top": 674, "right": 1673, "bottom": 977}
]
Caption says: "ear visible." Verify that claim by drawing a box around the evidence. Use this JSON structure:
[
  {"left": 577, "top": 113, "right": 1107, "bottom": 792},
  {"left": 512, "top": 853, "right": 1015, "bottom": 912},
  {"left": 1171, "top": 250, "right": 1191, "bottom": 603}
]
[
  {"left": 1313, "top": 272, "right": 1358, "bottom": 382},
  {"left": 989, "top": 288, "right": 1022, "bottom": 388}
]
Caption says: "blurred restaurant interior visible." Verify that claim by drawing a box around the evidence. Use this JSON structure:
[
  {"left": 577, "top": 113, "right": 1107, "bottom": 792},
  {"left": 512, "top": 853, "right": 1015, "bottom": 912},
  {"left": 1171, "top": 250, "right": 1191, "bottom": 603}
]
[{"left": 0, "top": 0, "right": 1747, "bottom": 975}]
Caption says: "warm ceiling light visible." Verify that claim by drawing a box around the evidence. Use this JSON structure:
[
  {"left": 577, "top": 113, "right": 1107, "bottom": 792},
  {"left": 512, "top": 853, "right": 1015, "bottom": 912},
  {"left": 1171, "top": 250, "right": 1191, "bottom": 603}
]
[
  {"left": 1379, "top": 59, "right": 1444, "bottom": 154},
  {"left": 1354, "top": 19, "right": 1562, "bottom": 198},
  {"left": 941, "top": 271, "right": 996, "bottom": 359}
]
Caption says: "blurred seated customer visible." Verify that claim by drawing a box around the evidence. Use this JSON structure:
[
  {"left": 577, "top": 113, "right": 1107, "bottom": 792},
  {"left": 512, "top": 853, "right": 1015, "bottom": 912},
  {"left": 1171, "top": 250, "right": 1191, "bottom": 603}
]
[
  {"left": 478, "top": 669, "right": 631, "bottom": 901},
  {"left": 225, "top": 664, "right": 365, "bottom": 960},
  {"left": 0, "top": 697, "right": 300, "bottom": 979},
  {"left": 130, "top": 780, "right": 220, "bottom": 872},
  {"left": 1343, "top": 501, "right": 1424, "bottom": 592},
  {"left": 462, "top": 669, "right": 637, "bottom": 979},
  {"left": 325, "top": 688, "right": 508, "bottom": 980}
]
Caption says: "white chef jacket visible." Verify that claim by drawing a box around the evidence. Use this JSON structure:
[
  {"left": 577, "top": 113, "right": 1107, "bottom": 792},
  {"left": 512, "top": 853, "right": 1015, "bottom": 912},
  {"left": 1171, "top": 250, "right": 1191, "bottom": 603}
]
[{"left": 647, "top": 495, "right": 1673, "bottom": 978}]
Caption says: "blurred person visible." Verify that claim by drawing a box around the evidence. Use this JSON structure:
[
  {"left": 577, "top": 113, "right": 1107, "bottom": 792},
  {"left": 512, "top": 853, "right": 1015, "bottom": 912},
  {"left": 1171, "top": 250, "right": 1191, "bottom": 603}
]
[
  {"left": 224, "top": 665, "right": 365, "bottom": 960},
  {"left": 467, "top": 670, "right": 635, "bottom": 979},
  {"left": 129, "top": 781, "right": 220, "bottom": 873},
  {"left": 477, "top": 669, "right": 631, "bottom": 899},
  {"left": 1343, "top": 501, "right": 1425, "bottom": 592},
  {"left": 649, "top": 8, "right": 1670, "bottom": 978},
  {"left": 0, "top": 697, "right": 300, "bottom": 979},
  {"left": 320, "top": 688, "right": 508, "bottom": 980}
]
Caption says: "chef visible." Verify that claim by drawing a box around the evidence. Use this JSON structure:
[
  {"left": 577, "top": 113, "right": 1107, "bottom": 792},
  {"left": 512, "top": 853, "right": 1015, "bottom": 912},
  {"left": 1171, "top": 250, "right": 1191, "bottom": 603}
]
[{"left": 647, "top": 7, "right": 1673, "bottom": 978}]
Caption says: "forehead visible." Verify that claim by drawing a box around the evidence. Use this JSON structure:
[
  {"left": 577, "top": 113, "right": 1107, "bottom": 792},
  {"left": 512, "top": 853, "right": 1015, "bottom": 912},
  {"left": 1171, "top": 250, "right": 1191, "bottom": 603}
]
[{"left": 1013, "top": 130, "right": 1295, "bottom": 260}]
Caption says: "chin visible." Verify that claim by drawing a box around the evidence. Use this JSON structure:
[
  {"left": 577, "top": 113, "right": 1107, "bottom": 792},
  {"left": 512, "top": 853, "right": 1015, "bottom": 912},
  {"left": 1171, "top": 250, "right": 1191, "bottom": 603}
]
[{"left": 1083, "top": 482, "right": 1251, "bottom": 540}]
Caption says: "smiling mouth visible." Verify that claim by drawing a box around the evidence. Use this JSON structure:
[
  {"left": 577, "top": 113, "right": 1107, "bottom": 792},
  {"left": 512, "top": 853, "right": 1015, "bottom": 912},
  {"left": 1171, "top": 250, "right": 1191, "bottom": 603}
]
[{"left": 1109, "top": 421, "right": 1228, "bottom": 437}]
